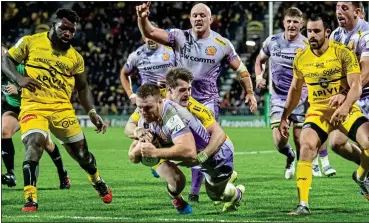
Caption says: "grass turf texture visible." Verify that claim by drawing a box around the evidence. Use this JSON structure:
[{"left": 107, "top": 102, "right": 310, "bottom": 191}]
[{"left": 2, "top": 127, "right": 368, "bottom": 222}]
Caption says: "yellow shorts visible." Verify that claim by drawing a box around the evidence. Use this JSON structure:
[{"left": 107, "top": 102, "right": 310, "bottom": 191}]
[
  {"left": 303, "top": 105, "right": 368, "bottom": 143},
  {"left": 19, "top": 102, "right": 84, "bottom": 144}
]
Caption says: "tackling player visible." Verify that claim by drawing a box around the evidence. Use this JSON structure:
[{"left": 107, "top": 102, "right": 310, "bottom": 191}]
[
  {"left": 136, "top": 2, "right": 257, "bottom": 202},
  {"left": 255, "top": 7, "right": 336, "bottom": 179},
  {"left": 328, "top": 2, "right": 369, "bottom": 173},
  {"left": 2, "top": 8, "right": 112, "bottom": 212},
  {"left": 1, "top": 44, "right": 70, "bottom": 189},
  {"left": 130, "top": 83, "right": 245, "bottom": 214},
  {"left": 280, "top": 13, "right": 369, "bottom": 215}
]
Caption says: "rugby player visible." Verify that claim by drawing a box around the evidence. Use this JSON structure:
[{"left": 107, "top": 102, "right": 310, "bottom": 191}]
[
  {"left": 2, "top": 8, "right": 112, "bottom": 212},
  {"left": 1, "top": 43, "right": 70, "bottom": 189},
  {"left": 255, "top": 7, "right": 336, "bottom": 179},
  {"left": 120, "top": 21, "right": 175, "bottom": 105},
  {"left": 280, "top": 13, "right": 369, "bottom": 215},
  {"left": 328, "top": 2, "right": 369, "bottom": 173},
  {"left": 130, "top": 83, "right": 244, "bottom": 214},
  {"left": 136, "top": 2, "right": 257, "bottom": 201}
]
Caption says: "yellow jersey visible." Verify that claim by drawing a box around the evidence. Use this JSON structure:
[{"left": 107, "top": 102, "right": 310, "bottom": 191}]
[
  {"left": 7, "top": 32, "right": 84, "bottom": 104},
  {"left": 293, "top": 40, "right": 360, "bottom": 116}
]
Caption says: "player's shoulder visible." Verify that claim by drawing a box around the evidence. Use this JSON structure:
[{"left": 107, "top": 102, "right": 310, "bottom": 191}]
[
  {"left": 69, "top": 45, "right": 84, "bottom": 61},
  {"left": 330, "top": 39, "right": 349, "bottom": 49},
  {"left": 330, "top": 27, "right": 342, "bottom": 41},
  {"left": 133, "top": 44, "right": 148, "bottom": 57},
  {"left": 18, "top": 32, "right": 46, "bottom": 44},
  {"left": 210, "top": 31, "right": 230, "bottom": 47}
]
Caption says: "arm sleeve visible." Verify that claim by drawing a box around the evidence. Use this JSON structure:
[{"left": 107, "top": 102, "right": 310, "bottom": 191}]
[
  {"left": 165, "top": 113, "right": 191, "bottom": 139},
  {"left": 124, "top": 52, "right": 137, "bottom": 73},
  {"left": 167, "top": 29, "right": 182, "bottom": 48},
  {"left": 339, "top": 47, "right": 361, "bottom": 75},
  {"left": 188, "top": 97, "right": 216, "bottom": 128},
  {"left": 223, "top": 38, "right": 239, "bottom": 63},
  {"left": 74, "top": 53, "right": 85, "bottom": 74},
  {"left": 7, "top": 36, "right": 31, "bottom": 63},
  {"left": 359, "top": 32, "right": 369, "bottom": 58},
  {"left": 261, "top": 36, "right": 272, "bottom": 57}
]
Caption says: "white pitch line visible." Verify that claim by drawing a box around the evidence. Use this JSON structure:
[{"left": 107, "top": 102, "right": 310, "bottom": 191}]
[
  {"left": 2, "top": 215, "right": 265, "bottom": 222},
  {"left": 235, "top": 150, "right": 276, "bottom": 155}
]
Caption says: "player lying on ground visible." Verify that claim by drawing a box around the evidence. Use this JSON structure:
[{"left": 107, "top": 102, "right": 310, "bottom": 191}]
[
  {"left": 129, "top": 83, "right": 244, "bottom": 214},
  {"left": 136, "top": 2, "right": 257, "bottom": 202}
]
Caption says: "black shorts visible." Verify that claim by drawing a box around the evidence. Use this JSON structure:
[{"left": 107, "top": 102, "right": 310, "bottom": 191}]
[{"left": 1, "top": 100, "right": 20, "bottom": 116}]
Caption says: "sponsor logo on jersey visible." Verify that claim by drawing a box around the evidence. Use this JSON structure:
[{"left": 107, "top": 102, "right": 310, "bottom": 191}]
[
  {"left": 162, "top": 53, "right": 170, "bottom": 61},
  {"left": 205, "top": 46, "right": 217, "bottom": 56},
  {"left": 21, "top": 114, "right": 37, "bottom": 123}
]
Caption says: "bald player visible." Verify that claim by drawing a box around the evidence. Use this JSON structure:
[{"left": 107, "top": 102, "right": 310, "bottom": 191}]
[{"left": 136, "top": 2, "right": 257, "bottom": 202}]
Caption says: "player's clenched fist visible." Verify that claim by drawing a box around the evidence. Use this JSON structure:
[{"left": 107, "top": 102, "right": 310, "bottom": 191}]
[
  {"left": 136, "top": 2, "right": 151, "bottom": 18},
  {"left": 245, "top": 94, "right": 258, "bottom": 113}
]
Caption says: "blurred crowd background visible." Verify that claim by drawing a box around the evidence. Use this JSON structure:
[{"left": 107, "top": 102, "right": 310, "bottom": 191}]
[{"left": 2, "top": 2, "right": 368, "bottom": 116}]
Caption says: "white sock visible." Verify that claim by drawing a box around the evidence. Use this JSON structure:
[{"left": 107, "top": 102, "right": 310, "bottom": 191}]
[
  {"left": 320, "top": 155, "right": 330, "bottom": 168},
  {"left": 312, "top": 156, "right": 319, "bottom": 166}
]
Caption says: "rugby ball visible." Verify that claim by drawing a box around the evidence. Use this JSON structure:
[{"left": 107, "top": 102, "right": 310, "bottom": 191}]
[{"left": 141, "top": 156, "right": 160, "bottom": 167}]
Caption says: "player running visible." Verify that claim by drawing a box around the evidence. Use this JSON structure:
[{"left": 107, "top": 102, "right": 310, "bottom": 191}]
[
  {"left": 280, "top": 13, "right": 369, "bottom": 215},
  {"left": 255, "top": 7, "right": 336, "bottom": 179},
  {"left": 130, "top": 83, "right": 245, "bottom": 214},
  {"left": 2, "top": 8, "right": 112, "bottom": 212},
  {"left": 327, "top": 1, "right": 369, "bottom": 173},
  {"left": 136, "top": 2, "right": 257, "bottom": 202},
  {"left": 1, "top": 44, "right": 70, "bottom": 189},
  {"left": 120, "top": 21, "right": 175, "bottom": 104}
]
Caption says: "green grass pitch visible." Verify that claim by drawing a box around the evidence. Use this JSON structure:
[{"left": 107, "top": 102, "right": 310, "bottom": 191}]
[{"left": 2, "top": 127, "right": 368, "bottom": 222}]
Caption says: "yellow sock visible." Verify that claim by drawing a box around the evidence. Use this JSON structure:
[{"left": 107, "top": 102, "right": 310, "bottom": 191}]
[
  {"left": 88, "top": 169, "right": 101, "bottom": 184},
  {"left": 296, "top": 161, "right": 313, "bottom": 204},
  {"left": 24, "top": 185, "right": 37, "bottom": 202},
  {"left": 357, "top": 150, "right": 369, "bottom": 181}
]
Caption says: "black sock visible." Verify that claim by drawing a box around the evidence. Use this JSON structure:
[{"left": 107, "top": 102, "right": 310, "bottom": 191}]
[
  {"left": 23, "top": 161, "right": 39, "bottom": 187},
  {"left": 2, "top": 138, "right": 15, "bottom": 175},
  {"left": 80, "top": 153, "right": 97, "bottom": 175},
  {"left": 46, "top": 144, "right": 66, "bottom": 177}
]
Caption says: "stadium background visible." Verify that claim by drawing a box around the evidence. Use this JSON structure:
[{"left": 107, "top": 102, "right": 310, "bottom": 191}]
[
  {"left": 3, "top": 1, "right": 368, "bottom": 127},
  {"left": 1, "top": 2, "right": 369, "bottom": 222}
]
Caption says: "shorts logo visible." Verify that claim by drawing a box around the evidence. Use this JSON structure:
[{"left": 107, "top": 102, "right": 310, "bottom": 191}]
[
  {"left": 21, "top": 114, "right": 37, "bottom": 123},
  {"left": 162, "top": 53, "right": 170, "bottom": 61},
  {"left": 61, "top": 118, "right": 78, "bottom": 128},
  {"left": 205, "top": 46, "right": 217, "bottom": 56}
]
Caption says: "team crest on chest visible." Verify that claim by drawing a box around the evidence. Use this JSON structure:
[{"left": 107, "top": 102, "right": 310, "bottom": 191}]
[
  {"left": 205, "top": 46, "right": 217, "bottom": 56},
  {"left": 162, "top": 53, "right": 170, "bottom": 61}
]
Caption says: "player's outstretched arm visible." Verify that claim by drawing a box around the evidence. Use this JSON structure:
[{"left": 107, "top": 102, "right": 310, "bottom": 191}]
[
  {"left": 125, "top": 118, "right": 138, "bottom": 139},
  {"left": 254, "top": 51, "right": 269, "bottom": 89},
  {"left": 229, "top": 57, "right": 257, "bottom": 112},
  {"left": 128, "top": 140, "right": 141, "bottom": 163},
  {"left": 136, "top": 2, "right": 169, "bottom": 45},
  {"left": 75, "top": 72, "right": 107, "bottom": 134}
]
